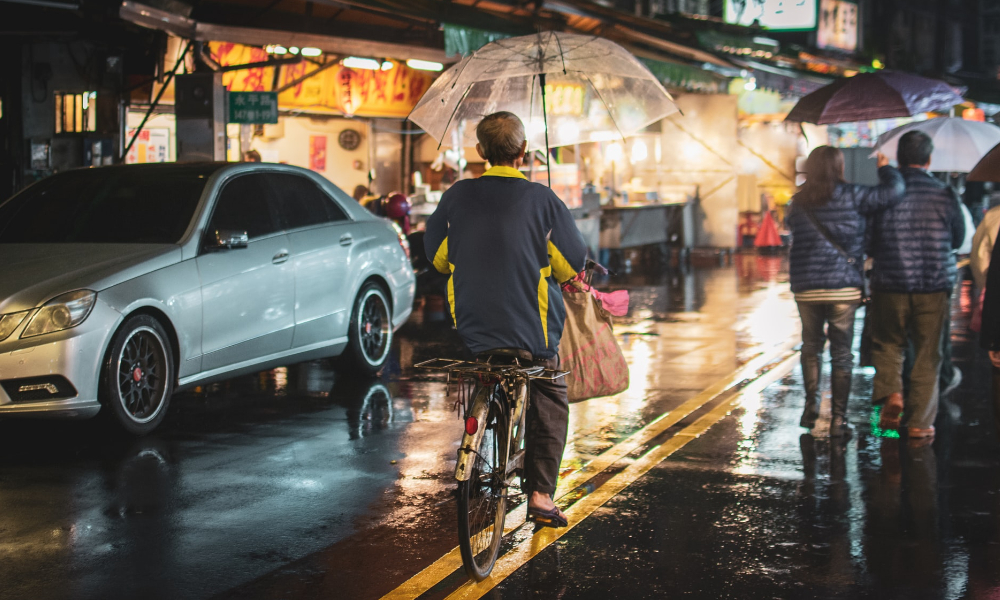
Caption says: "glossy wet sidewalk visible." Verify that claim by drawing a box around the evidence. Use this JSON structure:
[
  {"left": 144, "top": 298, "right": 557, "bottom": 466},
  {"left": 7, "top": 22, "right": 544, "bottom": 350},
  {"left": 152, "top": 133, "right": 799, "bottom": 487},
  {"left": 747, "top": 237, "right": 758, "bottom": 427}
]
[{"left": 2, "top": 255, "right": 999, "bottom": 599}]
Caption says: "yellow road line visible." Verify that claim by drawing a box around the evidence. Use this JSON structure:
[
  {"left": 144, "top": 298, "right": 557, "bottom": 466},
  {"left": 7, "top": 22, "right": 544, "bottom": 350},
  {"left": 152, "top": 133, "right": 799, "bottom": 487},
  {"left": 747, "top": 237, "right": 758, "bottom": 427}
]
[
  {"left": 443, "top": 352, "right": 800, "bottom": 600},
  {"left": 380, "top": 340, "right": 799, "bottom": 600}
]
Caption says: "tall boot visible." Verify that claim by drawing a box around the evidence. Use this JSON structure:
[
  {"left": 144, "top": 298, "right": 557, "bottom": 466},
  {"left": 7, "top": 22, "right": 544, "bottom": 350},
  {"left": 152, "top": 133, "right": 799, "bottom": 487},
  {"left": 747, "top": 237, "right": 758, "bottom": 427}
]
[
  {"left": 830, "top": 368, "right": 854, "bottom": 437},
  {"left": 799, "top": 354, "right": 821, "bottom": 429}
]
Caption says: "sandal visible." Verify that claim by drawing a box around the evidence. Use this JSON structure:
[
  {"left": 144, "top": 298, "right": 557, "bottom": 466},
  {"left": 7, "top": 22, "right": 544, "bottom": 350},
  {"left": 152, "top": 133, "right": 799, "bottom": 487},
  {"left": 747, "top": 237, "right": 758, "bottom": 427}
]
[
  {"left": 527, "top": 505, "right": 568, "bottom": 528},
  {"left": 907, "top": 426, "right": 935, "bottom": 438},
  {"left": 878, "top": 393, "right": 904, "bottom": 430}
]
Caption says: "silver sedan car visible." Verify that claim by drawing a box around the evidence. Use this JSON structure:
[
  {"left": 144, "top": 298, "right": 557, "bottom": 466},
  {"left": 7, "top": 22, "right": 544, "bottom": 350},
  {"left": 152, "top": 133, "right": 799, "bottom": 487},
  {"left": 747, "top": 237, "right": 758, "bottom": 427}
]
[{"left": 0, "top": 162, "right": 415, "bottom": 434}]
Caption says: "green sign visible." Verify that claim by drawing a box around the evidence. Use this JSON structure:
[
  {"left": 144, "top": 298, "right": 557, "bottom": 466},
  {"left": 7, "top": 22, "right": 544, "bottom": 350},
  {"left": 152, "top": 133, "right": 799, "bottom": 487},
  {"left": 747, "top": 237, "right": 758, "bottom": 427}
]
[{"left": 228, "top": 92, "right": 278, "bottom": 124}]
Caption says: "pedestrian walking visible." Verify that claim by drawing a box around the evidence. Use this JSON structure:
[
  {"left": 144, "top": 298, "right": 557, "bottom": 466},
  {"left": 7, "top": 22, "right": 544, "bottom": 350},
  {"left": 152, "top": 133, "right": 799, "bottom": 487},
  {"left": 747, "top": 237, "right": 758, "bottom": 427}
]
[
  {"left": 978, "top": 213, "right": 1000, "bottom": 437},
  {"left": 787, "top": 146, "right": 904, "bottom": 435},
  {"left": 870, "top": 131, "right": 966, "bottom": 441}
]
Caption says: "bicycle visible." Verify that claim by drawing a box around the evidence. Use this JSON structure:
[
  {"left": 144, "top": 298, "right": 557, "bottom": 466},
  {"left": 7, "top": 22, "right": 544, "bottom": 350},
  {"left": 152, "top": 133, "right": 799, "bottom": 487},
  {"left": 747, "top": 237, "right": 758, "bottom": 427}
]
[{"left": 416, "top": 349, "right": 568, "bottom": 580}]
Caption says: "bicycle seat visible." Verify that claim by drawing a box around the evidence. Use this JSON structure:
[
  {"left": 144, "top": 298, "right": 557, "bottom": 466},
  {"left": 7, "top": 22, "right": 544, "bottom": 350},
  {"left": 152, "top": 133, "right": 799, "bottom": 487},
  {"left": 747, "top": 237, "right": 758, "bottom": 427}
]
[{"left": 478, "top": 348, "right": 533, "bottom": 362}]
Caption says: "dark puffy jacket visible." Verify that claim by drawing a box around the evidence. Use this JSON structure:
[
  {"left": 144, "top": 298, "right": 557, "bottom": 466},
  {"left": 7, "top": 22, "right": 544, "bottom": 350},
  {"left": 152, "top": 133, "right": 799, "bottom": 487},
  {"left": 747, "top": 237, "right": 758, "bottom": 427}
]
[
  {"left": 787, "top": 166, "right": 905, "bottom": 293},
  {"left": 869, "top": 167, "right": 965, "bottom": 294}
]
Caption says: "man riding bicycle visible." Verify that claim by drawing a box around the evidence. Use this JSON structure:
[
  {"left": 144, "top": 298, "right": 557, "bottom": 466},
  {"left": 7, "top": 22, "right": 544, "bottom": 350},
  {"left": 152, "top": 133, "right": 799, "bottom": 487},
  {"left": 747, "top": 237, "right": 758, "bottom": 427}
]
[{"left": 424, "top": 111, "right": 588, "bottom": 528}]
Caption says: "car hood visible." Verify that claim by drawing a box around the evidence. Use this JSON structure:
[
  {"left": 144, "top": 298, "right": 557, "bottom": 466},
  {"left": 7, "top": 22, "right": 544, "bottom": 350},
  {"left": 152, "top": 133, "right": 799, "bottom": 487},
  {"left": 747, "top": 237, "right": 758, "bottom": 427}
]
[{"left": 0, "top": 244, "right": 182, "bottom": 312}]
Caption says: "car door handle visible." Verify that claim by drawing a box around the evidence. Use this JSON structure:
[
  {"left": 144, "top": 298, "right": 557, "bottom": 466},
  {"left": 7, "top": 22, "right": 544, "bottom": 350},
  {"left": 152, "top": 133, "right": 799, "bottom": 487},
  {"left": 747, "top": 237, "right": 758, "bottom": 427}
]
[
  {"left": 339, "top": 234, "right": 353, "bottom": 247},
  {"left": 272, "top": 251, "right": 289, "bottom": 264}
]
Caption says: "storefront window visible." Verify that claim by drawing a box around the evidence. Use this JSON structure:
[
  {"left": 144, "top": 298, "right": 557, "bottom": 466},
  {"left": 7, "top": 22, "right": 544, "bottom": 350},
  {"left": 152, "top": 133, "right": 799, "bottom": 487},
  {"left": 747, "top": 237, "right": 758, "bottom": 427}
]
[{"left": 54, "top": 91, "right": 97, "bottom": 134}]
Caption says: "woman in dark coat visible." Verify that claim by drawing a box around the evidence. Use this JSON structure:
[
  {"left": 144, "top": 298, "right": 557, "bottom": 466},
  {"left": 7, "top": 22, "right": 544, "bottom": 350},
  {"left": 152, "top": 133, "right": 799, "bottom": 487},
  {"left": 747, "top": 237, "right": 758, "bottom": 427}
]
[{"left": 786, "top": 146, "right": 904, "bottom": 435}]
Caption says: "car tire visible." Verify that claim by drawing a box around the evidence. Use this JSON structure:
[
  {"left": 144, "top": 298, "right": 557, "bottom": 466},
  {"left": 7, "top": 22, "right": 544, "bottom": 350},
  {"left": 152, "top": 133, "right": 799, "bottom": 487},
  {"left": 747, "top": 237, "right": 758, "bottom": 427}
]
[
  {"left": 346, "top": 282, "right": 393, "bottom": 374},
  {"left": 100, "top": 315, "right": 174, "bottom": 435}
]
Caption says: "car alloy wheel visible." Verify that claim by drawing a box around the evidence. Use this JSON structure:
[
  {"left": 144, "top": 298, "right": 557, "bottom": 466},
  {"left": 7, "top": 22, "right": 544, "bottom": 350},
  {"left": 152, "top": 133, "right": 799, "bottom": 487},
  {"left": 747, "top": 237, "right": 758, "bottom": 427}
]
[
  {"left": 358, "top": 288, "right": 390, "bottom": 366},
  {"left": 115, "top": 325, "right": 169, "bottom": 424}
]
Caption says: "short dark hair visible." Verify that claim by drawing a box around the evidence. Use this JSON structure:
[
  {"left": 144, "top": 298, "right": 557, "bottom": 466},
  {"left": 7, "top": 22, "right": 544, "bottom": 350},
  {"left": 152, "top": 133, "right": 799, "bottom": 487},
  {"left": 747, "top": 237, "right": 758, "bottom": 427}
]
[
  {"left": 476, "top": 112, "right": 526, "bottom": 165},
  {"left": 897, "top": 130, "right": 934, "bottom": 167}
]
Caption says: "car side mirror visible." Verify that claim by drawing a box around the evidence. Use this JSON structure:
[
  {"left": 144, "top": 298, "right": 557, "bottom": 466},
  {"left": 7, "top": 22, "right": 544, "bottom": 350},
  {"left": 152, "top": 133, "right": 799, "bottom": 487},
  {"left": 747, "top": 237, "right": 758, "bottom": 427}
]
[{"left": 207, "top": 229, "right": 249, "bottom": 250}]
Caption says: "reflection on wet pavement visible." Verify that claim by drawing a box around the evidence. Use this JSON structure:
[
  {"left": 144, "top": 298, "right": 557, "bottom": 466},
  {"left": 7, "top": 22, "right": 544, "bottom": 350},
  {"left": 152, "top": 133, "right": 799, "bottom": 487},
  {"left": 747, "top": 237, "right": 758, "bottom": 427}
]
[{"left": 2, "top": 261, "right": 999, "bottom": 600}]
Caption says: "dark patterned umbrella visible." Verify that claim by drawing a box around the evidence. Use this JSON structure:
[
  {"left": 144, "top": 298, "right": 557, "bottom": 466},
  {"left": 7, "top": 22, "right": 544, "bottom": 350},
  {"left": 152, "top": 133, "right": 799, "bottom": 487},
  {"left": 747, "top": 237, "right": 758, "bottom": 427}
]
[
  {"left": 785, "top": 72, "right": 963, "bottom": 125},
  {"left": 968, "top": 142, "right": 1000, "bottom": 182}
]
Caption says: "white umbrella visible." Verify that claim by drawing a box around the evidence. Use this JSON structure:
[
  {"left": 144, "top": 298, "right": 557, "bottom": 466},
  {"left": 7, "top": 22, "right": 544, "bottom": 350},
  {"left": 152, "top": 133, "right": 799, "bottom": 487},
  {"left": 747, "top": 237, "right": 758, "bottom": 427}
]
[
  {"left": 872, "top": 117, "right": 1000, "bottom": 172},
  {"left": 407, "top": 31, "right": 679, "bottom": 173}
]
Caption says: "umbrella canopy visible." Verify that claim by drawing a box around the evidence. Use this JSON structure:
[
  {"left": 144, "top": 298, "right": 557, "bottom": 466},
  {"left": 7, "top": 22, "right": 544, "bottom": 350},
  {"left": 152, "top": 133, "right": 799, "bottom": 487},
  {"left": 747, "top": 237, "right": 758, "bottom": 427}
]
[
  {"left": 872, "top": 117, "right": 1000, "bottom": 172},
  {"left": 407, "top": 31, "right": 679, "bottom": 150},
  {"left": 785, "top": 72, "right": 963, "bottom": 125},
  {"left": 969, "top": 142, "right": 1000, "bottom": 182}
]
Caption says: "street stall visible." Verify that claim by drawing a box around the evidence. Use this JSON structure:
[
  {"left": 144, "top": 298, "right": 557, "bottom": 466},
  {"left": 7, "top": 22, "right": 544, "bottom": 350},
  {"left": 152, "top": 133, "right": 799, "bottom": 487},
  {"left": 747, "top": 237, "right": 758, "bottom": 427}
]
[{"left": 121, "top": 29, "right": 444, "bottom": 195}]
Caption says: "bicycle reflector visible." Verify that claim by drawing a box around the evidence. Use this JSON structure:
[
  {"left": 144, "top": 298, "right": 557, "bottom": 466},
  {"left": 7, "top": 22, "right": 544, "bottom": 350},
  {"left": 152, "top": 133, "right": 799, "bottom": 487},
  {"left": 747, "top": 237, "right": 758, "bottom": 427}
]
[{"left": 465, "top": 416, "right": 479, "bottom": 435}]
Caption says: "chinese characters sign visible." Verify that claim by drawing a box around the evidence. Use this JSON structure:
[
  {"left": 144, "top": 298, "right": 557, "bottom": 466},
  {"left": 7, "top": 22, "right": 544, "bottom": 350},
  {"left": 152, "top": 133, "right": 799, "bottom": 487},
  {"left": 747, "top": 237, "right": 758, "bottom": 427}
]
[
  {"left": 310, "top": 135, "right": 327, "bottom": 171},
  {"left": 125, "top": 128, "right": 170, "bottom": 163},
  {"left": 724, "top": 0, "right": 818, "bottom": 31},
  {"left": 544, "top": 84, "right": 585, "bottom": 117},
  {"left": 228, "top": 92, "right": 279, "bottom": 124},
  {"left": 208, "top": 42, "right": 435, "bottom": 118},
  {"left": 816, "top": 0, "right": 858, "bottom": 52}
]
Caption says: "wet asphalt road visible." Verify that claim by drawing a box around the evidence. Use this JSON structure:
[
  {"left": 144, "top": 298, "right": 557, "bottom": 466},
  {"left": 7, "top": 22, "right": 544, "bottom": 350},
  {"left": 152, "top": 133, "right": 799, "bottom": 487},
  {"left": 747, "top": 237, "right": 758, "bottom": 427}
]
[{"left": 2, "top": 254, "right": 1000, "bottom": 600}]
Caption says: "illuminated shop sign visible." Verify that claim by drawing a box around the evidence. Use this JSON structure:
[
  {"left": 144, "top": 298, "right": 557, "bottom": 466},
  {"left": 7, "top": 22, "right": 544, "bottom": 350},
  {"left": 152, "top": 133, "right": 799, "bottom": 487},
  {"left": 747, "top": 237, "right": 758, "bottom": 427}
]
[
  {"left": 724, "top": 0, "right": 818, "bottom": 31},
  {"left": 544, "top": 84, "right": 585, "bottom": 117},
  {"left": 817, "top": 0, "right": 858, "bottom": 52}
]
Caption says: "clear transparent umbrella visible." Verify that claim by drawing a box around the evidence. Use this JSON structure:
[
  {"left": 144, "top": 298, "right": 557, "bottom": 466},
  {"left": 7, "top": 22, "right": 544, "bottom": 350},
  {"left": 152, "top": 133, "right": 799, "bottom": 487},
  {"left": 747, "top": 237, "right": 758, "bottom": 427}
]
[
  {"left": 407, "top": 31, "right": 679, "bottom": 163},
  {"left": 872, "top": 117, "right": 1000, "bottom": 173}
]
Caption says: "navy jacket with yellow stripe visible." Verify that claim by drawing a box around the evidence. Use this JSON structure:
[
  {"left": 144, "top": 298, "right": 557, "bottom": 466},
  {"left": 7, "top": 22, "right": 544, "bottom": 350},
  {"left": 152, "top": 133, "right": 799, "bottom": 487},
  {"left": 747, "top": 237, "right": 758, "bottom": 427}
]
[{"left": 424, "top": 166, "right": 588, "bottom": 359}]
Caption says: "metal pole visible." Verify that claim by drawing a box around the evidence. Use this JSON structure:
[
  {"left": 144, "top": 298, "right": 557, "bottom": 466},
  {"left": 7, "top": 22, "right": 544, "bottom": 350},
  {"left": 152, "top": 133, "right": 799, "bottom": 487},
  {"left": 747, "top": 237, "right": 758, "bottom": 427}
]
[
  {"left": 540, "top": 72, "right": 551, "bottom": 188},
  {"left": 121, "top": 40, "right": 191, "bottom": 162}
]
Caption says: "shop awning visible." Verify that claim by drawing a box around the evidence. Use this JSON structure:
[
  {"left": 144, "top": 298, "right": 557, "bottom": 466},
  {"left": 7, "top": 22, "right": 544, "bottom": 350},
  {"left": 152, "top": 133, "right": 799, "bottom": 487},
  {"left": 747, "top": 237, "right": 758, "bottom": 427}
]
[
  {"left": 610, "top": 25, "right": 734, "bottom": 69},
  {"left": 120, "top": 1, "right": 451, "bottom": 63},
  {"left": 732, "top": 58, "right": 832, "bottom": 98},
  {"left": 639, "top": 56, "right": 728, "bottom": 93}
]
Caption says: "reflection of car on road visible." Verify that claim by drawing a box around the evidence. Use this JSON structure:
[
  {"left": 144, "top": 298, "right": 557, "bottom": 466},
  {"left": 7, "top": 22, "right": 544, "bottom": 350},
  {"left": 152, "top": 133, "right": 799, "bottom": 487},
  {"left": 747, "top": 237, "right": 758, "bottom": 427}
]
[{"left": 0, "top": 162, "right": 415, "bottom": 434}]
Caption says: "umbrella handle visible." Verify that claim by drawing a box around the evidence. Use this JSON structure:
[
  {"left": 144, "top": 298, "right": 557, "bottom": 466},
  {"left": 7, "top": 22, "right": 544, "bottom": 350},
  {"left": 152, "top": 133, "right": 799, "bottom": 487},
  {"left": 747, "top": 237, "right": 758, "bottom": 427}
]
[{"left": 540, "top": 73, "right": 551, "bottom": 188}]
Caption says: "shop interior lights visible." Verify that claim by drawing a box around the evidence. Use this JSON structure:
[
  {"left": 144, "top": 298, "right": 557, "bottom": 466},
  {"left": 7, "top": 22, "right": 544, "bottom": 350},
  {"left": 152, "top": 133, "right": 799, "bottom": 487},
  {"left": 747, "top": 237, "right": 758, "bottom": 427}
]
[
  {"left": 406, "top": 59, "right": 444, "bottom": 72},
  {"left": 343, "top": 57, "right": 394, "bottom": 71}
]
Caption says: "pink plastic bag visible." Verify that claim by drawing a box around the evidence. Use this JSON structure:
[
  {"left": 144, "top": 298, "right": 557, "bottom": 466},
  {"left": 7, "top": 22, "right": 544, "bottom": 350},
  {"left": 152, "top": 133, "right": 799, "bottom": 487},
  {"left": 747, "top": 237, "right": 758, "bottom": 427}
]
[{"left": 562, "top": 274, "right": 630, "bottom": 317}]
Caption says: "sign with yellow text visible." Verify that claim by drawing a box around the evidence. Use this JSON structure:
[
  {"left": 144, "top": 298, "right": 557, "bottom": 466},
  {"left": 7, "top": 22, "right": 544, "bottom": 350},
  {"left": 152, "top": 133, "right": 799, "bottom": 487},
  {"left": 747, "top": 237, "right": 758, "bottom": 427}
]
[{"left": 208, "top": 42, "right": 435, "bottom": 118}]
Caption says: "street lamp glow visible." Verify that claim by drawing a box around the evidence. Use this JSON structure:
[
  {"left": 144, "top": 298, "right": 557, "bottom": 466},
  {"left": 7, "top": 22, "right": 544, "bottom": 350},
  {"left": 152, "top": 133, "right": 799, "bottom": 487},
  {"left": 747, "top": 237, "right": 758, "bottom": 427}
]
[
  {"left": 630, "top": 139, "right": 648, "bottom": 164},
  {"left": 343, "top": 57, "right": 382, "bottom": 70},
  {"left": 301, "top": 47, "right": 322, "bottom": 57},
  {"left": 406, "top": 59, "right": 444, "bottom": 72}
]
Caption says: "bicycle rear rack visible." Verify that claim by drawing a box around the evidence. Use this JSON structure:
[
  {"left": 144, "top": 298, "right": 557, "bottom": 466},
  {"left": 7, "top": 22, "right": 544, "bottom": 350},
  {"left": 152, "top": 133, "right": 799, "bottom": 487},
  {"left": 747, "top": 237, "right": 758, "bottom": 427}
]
[{"left": 415, "top": 358, "right": 569, "bottom": 381}]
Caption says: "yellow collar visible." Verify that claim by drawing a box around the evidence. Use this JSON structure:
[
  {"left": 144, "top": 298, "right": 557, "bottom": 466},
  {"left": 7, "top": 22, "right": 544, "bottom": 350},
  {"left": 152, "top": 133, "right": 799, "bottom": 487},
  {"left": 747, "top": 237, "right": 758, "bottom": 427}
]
[{"left": 482, "top": 165, "right": 527, "bottom": 179}]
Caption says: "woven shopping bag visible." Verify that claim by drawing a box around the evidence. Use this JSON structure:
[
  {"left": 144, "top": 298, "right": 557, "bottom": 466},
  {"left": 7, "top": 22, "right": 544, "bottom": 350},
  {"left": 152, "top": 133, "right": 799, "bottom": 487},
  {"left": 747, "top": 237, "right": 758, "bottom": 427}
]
[{"left": 558, "top": 284, "right": 629, "bottom": 402}]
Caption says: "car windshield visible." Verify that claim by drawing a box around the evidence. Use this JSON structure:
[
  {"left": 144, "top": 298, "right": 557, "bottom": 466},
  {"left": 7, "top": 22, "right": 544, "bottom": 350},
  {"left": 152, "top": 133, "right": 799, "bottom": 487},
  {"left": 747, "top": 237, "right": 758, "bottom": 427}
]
[{"left": 0, "top": 165, "right": 219, "bottom": 244}]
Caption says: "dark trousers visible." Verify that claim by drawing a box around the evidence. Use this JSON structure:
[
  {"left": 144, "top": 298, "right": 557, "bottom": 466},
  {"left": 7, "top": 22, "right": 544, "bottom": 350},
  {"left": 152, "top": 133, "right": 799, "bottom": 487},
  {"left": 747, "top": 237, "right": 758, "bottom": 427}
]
[
  {"left": 903, "top": 291, "right": 955, "bottom": 396},
  {"left": 797, "top": 301, "right": 858, "bottom": 423},
  {"left": 524, "top": 355, "right": 569, "bottom": 497},
  {"left": 797, "top": 301, "right": 859, "bottom": 377},
  {"left": 871, "top": 291, "right": 949, "bottom": 429}
]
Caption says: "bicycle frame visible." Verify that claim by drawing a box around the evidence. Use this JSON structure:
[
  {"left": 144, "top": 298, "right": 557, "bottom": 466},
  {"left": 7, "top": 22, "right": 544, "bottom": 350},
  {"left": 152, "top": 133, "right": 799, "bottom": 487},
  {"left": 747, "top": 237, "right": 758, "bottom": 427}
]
[{"left": 414, "top": 358, "right": 566, "bottom": 483}]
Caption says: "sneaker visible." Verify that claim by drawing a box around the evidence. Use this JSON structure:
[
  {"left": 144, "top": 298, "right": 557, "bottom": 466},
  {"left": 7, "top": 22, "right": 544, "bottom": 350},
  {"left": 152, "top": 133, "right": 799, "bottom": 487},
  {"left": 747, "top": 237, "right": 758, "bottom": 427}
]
[{"left": 941, "top": 366, "right": 962, "bottom": 397}]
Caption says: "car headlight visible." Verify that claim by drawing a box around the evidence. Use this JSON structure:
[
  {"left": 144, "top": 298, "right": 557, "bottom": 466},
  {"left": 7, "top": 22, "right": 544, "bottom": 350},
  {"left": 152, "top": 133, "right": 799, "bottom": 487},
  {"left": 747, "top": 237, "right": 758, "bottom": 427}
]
[
  {"left": 21, "top": 290, "right": 97, "bottom": 338},
  {"left": 0, "top": 310, "right": 30, "bottom": 341}
]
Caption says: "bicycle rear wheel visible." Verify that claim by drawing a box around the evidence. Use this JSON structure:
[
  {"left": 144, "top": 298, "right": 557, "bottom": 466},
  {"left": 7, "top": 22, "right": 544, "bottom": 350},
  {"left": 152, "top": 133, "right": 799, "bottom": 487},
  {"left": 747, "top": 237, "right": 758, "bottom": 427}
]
[{"left": 457, "top": 386, "right": 509, "bottom": 580}]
